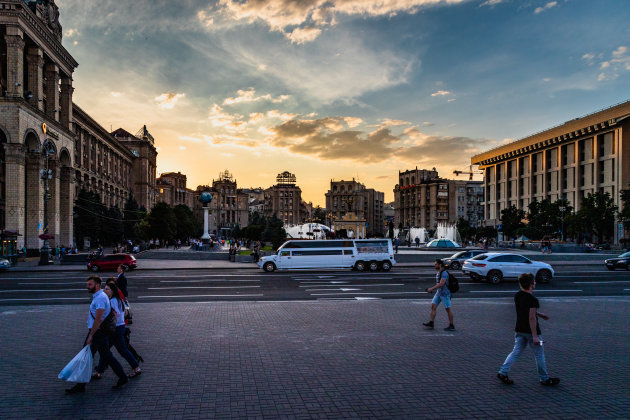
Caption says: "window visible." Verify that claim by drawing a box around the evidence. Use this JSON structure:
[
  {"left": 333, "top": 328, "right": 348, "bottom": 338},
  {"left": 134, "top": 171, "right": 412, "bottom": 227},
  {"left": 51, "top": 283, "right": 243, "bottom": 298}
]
[{"left": 292, "top": 250, "right": 343, "bottom": 256}]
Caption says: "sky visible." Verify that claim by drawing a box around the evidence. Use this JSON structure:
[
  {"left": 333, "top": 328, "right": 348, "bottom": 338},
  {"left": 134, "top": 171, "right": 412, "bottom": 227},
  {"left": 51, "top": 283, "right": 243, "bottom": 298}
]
[{"left": 56, "top": 0, "right": 630, "bottom": 206}]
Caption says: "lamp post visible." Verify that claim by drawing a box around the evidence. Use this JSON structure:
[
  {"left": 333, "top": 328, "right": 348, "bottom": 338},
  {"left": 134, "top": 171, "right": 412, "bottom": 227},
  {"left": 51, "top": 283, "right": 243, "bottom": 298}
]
[
  {"left": 38, "top": 145, "right": 53, "bottom": 265},
  {"left": 559, "top": 205, "right": 566, "bottom": 242}
]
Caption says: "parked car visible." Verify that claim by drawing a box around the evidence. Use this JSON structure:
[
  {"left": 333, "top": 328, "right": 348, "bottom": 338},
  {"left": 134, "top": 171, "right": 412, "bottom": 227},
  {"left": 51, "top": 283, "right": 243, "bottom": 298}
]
[
  {"left": 462, "top": 252, "right": 553, "bottom": 284},
  {"left": 443, "top": 250, "right": 487, "bottom": 270},
  {"left": 87, "top": 254, "right": 137, "bottom": 272},
  {"left": 0, "top": 258, "right": 11, "bottom": 270},
  {"left": 605, "top": 252, "right": 630, "bottom": 270}
]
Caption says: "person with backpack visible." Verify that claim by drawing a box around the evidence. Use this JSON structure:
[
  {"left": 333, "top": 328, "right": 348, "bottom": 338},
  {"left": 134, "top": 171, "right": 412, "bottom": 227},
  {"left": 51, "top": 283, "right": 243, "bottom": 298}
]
[{"left": 423, "top": 258, "right": 456, "bottom": 331}]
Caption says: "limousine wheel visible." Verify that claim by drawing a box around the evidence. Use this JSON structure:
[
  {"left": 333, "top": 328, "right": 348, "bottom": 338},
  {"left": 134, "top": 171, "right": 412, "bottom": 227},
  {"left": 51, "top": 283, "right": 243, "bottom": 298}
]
[
  {"left": 263, "top": 262, "right": 276, "bottom": 273},
  {"left": 355, "top": 261, "right": 367, "bottom": 271},
  {"left": 381, "top": 261, "right": 392, "bottom": 271},
  {"left": 369, "top": 261, "right": 379, "bottom": 272}
]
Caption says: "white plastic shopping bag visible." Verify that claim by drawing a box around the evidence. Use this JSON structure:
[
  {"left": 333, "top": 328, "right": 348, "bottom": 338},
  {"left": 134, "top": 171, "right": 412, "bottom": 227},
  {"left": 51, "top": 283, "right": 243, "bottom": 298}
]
[{"left": 58, "top": 345, "right": 93, "bottom": 383}]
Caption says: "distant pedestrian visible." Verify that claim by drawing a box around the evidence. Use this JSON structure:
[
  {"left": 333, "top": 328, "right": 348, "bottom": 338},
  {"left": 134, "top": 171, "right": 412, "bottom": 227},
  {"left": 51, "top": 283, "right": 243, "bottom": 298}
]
[
  {"left": 116, "top": 265, "right": 129, "bottom": 299},
  {"left": 423, "top": 259, "right": 455, "bottom": 331},
  {"left": 65, "top": 276, "right": 128, "bottom": 394},
  {"left": 395, "top": 238, "right": 399, "bottom": 254},
  {"left": 497, "top": 273, "right": 560, "bottom": 386},
  {"left": 415, "top": 237, "right": 420, "bottom": 247}
]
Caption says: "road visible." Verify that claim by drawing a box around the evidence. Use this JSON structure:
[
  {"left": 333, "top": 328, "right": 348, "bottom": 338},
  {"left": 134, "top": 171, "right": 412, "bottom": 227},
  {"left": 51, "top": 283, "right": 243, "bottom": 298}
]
[{"left": 1, "top": 265, "right": 628, "bottom": 304}]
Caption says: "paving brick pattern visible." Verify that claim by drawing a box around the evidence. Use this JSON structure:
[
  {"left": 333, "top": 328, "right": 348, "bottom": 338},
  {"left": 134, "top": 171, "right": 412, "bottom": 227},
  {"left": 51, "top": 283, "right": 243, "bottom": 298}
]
[{"left": 1, "top": 297, "right": 629, "bottom": 419}]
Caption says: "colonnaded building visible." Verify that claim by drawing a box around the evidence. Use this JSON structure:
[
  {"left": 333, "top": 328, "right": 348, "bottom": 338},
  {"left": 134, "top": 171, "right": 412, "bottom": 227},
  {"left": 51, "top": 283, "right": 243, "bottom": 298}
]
[
  {"left": 471, "top": 100, "right": 630, "bottom": 243},
  {"left": 0, "top": 0, "right": 157, "bottom": 251}
]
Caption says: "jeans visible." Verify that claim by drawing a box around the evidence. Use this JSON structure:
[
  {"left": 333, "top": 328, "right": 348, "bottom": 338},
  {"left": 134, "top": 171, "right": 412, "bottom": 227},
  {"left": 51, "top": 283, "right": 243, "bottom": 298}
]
[
  {"left": 499, "top": 332, "right": 549, "bottom": 381},
  {"left": 96, "top": 325, "right": 139, "bottom": 373},
  {"left": 73, "top": 330, "right": 126, "bottom": 388}
]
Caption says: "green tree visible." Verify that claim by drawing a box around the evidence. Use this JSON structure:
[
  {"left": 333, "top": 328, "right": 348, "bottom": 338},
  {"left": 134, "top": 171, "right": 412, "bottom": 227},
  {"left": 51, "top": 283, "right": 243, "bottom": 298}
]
[
  {"left": 173, "top": 204, "right": 199, "bottom": 240},
  {"left": 456, "top": 217, "right": 476, "bottom": 242},
  {"left": 101, "top": 206, "right": 124, "bottom": 244},
  {"left": 73, "top": 189, "right": 103, "bottom": 248},
  {"left": 148, "top": 202, "right": 177, "bottom": 241},
  {"left": 619, "top": 186, "right": 630, "bottom": 231},
  {"left": 500, "top": 205, "right": 526, "bottom": 239},
  {"left": 578, "top": 192, "right": 617, "bottom": 243},
  {"left": 133, "top": 218, "right": 151, "bottom": 241},
  {"left": 262, "top": 215, "right": 287, "bottom": 250},
  {"left": 312, "top": 206, "right": 327, "bottom": 224},
  {"left": 123, "top": 194, "right": 140, "bottom": 239}
]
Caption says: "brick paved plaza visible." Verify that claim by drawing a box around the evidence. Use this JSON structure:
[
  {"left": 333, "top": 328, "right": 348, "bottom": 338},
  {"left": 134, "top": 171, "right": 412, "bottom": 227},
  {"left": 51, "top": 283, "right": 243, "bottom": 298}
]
[{"left": 1, "top": 297, "right": 629, "bottom": 419}]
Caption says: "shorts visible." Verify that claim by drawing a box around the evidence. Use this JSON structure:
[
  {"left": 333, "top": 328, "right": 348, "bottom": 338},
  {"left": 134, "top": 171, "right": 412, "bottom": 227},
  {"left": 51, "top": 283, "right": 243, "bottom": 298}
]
[{"left": 432, "top": 293, "right": 451, "bottom": 308}]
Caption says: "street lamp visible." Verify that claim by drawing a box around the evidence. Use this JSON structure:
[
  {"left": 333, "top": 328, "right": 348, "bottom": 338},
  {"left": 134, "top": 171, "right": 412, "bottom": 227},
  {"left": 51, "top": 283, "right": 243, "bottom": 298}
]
[
  {"left": 559, "top": 206, "right": 566, "bottom": 242},
  {"left": 38, "top": 144, "right": 54, "bottom": 265}
]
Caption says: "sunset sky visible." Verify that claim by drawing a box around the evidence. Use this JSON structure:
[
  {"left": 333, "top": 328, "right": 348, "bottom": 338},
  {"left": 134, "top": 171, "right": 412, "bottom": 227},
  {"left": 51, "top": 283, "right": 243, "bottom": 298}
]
[{"left": 56, "top": 0, "right": 630, "bottom": 206}]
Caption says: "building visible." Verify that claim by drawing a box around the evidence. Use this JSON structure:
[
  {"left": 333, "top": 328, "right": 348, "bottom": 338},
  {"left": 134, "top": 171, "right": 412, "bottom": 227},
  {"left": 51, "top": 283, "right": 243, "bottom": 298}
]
[
  {"left": 394, "top": 167, "right": 483, "bottom": 228},
  {"left": 157, "top": 171, "right": 195, "bottom": 209},
  {"left": 194, "top": 170, "right": 249, "bottom": 236},
  {"left": 264, "top": 171, "right": 303, "bottom": 225},
  {"left": 0, "top": 0, "right": 158, "bottom": 251},
  {"left": 325, "top": 179, "right": 385, "bottom": 236},
  {"left": 471, "top": 100, "right": 630, "bottom": 243},
  {"left": 111, "top": 126, "right": 158, "bottom": 211}
]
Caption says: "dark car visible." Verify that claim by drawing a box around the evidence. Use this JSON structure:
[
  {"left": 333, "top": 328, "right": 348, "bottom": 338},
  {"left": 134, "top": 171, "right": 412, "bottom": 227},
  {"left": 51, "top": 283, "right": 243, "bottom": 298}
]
[
  {"left": 444, "top": 250, "right": 487, "bottom": 270},
  {"left": 605, "top": 252, "right": 630, "bottom": 271},
  {"left": 87, "top": 254, "right": 137, "bottom": 272}
]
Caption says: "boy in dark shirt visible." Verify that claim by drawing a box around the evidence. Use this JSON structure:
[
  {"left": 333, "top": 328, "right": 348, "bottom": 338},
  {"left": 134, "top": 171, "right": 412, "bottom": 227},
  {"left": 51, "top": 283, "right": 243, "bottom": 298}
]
[{"left": 497, "top": 273, "right": 560, "bottom": 386}]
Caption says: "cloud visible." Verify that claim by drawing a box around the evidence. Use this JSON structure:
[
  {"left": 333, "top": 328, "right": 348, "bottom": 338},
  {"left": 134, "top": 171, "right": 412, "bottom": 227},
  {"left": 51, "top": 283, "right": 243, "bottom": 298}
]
[
  {"left": 422, "top": 121, "right": 435, "bottom": 126},
  {"left": 261, "top": 115, "right": 495, "bottom": 165},
  {"left": 431, "top": 90, "right": 452, "bottom": 96},
  {"left": 534, "top": 1, "right": 557, "bottom": 14},
  {"left": 64, "top": 28, "right": 79, "bottom": 37},
  {"left": 210, "top": 0, "right": 467, "bottom": 43},
  {"left": 480, "top": 0, "right": 503, "bottom": 6},
  {"left": 179, "top": 136, "right": 202, "bottom": 143},
  {"left": 581, "top": 53, "right": 595, "bottom": 65},
  {"left": 596, "top": 46, "right": 630, "bottom": 82},
  {"left": 179, "top": 146, "right": 187, "bottom": 150},
  {"left": 222, "top": 88, "right": 290, "bottom": 105},
  {"left": 155, "top": 92, "right": 185, "bottom": 109}
]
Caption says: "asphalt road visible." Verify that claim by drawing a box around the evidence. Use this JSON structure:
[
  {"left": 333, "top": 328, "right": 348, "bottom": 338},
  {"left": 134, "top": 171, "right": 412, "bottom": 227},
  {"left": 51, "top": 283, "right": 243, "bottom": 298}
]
[{"left": 0, "top": 265, "right": 628, "bottom": 304}]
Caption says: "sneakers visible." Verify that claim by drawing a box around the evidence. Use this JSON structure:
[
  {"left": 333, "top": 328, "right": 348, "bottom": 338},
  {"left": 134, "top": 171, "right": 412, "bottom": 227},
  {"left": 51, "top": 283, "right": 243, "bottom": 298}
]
[
  {"left": 112, "top": 377, "right": 128, "bottom": 390},
  {"left": 497, "top": 373, "right": 514, "bottom": 385},
  {"left": 540, "top": 378, "right": 560, "bottom": 386},
  {"left": 422, "top": 321, "right": 434, "bottom": 329},
  {"left": 444, "top": 324, "right": 455, "bottom": 331},
  {"left": 65, "top": 384, "right": 86, "bottom": 394}
]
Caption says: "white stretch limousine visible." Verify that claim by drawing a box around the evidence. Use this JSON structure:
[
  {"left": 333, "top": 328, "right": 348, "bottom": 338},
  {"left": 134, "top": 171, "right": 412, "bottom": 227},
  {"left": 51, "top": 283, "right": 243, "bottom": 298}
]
[{"left": 258, "top": 239, "right": 396, "bottom": 272}]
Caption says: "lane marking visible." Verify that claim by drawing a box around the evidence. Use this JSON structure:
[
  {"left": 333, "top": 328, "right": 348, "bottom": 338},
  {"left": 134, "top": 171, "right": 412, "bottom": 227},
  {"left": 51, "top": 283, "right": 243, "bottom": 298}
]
[
  {"left": 148, "top": 286, "right": 260, "bottom": 290},
  {"left": 159, "top": 279, "right": 259, "bottom": 283},
  {"left": 300, "top": 283, "right": 404, "bottom": 288},
  {"left": 0, "top": 297, "right": 88, "bottom": 302},
  {"left": 468, "top": 289, "right": 583, "bottom": 293},
  {"left": 0, "top": 289, "right": 85, "bottom": 293},
  {"left": 310, "top": 291, "right": 427, "bottom": 296},
  {"left": 306, "top": 288, "right": 362, "bottom": 292},
  {"left": 18, "top": 282, "right": 87, "bottom": 285},
  {"left": 138, "top": 294, "right": 264, "bottom": 299},
  {"left": 573, "top": 280, "right": 630, "bottom": 284}
]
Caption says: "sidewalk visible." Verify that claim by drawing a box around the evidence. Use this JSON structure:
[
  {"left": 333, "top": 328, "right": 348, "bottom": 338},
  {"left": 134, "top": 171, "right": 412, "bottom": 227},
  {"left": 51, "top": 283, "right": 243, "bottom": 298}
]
[{"left": 1, "top": 297, "right": 628, "bottom": 418}]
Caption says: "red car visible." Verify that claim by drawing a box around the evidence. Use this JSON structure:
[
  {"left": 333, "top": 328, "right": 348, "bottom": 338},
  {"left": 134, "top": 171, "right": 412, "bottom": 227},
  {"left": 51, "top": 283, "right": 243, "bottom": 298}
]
[{"left": 87, "top": 254, "right": 137, "bottom": 272}]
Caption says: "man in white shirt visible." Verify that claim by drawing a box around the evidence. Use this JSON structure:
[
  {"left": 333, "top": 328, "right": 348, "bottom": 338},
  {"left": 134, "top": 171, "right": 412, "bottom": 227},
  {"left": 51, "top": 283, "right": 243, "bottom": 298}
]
[{"left": 65, "top": 276, "right": 128, "bottom": 394}]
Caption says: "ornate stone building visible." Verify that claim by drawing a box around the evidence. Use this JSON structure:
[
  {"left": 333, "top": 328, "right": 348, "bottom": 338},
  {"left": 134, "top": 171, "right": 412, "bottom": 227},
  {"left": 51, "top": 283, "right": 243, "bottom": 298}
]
[
  {"left": 394, "top": 167, "right": 483, "bottom": 229},
  {"left": 264, "top": 171, "right": 303, "bottom": 225},
  {"left": 325, "top": 179, "right": 385, "bottom": 236},
  {"left": 157, "top": 171, "right": 194, "bottom": 209},
  {"left": 193, "top": 170, "right": 249, "bottom": 236},
  {"left": 471, "top": 100, "right": 630, "bottom": 243},
  {"left": 0, "top": 0, "right": 158, "bottom": 250}
]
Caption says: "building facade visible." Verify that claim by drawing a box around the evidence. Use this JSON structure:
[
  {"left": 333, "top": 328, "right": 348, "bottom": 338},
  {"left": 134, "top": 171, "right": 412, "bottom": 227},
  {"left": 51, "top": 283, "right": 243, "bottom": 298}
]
[
  {"left": 0, "top": 0, "right": 158, "bottom": 250},
  {"left": 325, "top": 179, "right": 385, "bottom": 236},
  {"left": 194, "top": 170, "right": 249, "bottom": 236},
  {"left": 394, "top": 167, "right": 483, "bottom": 228},
  {"left": 157, "top": 171, "right": 194, "bottom": 209},
  {"left": 264, "top": 171, "right": 303, "bottom": 225},
  {"left": 471, "top": 100, "right": 630, "bottom": 243}
]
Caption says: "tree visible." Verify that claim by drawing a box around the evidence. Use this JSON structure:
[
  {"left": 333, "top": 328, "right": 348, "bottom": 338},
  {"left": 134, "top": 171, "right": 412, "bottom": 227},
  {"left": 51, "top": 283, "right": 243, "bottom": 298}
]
[
  {"left": 500, "top": 205, "right": 526, "bottom": 239},
  {"left": 578, "top": 192, "right": 617, "bottom": 243},
  {"left": 123, "top": 194, "right": 140, "bottom": 239},
  {"left": 619, "top": 186, "right": 630, "bottom": 231},
  {"left": 73, "top": 189, "right": 103, "bottom": 248},
  {"left": 312, "top": 206, "right": 327, "bottom": 224},
  {"left": 147, "top": 202, "right": 177, "bottom": 241},
  {"left": 173, "top": 204, "right": 199, "bottom": 240},
  {"left": 101, "top": 206, "right": 124, "bottom": 245},
  {"left": 262, "top": 215, "right": 286, "bottom": 250},
  {"left": 456, "top": 217, "right": 476, "bottom": 242}
]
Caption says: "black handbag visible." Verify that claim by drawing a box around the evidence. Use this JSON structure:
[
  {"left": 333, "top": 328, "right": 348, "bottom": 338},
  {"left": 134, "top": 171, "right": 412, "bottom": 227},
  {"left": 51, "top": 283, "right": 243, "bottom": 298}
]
[{"left": 91, "top": 310, "right": 116, "bottom": 335}]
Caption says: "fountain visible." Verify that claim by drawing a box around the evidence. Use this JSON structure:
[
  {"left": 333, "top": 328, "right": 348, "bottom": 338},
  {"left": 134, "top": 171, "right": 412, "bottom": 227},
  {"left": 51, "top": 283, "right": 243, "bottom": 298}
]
[
  {"left": 285, "top": 223, "right": 332, "bottom": 239},
  {"left": 435, "top": 222, "right": 462, "bottom": 243}
]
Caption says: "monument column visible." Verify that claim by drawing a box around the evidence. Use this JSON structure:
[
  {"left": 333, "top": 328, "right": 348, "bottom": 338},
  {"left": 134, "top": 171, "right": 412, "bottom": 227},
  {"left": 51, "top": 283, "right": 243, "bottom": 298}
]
[{"left": 27, "top": 47, "right": 45, "bottom": 110}]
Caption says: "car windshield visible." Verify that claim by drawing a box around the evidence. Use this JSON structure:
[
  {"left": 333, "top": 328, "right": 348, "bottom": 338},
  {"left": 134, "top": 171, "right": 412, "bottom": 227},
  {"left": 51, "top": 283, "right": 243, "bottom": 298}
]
[
  {"left": 450, "top": 251, "right": 466, "bottom": 258},
  {"left": 618, "top": 252, "right": 630, "bottom": 258},
  {"left": 470, "top": 254, "right": 488, "bottom": 260}
]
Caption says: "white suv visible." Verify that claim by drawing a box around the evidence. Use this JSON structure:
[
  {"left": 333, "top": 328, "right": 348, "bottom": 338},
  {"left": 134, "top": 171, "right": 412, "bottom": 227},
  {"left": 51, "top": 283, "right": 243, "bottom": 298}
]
[{"left": 462, "top": 252, "right": 553, "bottom": 284}]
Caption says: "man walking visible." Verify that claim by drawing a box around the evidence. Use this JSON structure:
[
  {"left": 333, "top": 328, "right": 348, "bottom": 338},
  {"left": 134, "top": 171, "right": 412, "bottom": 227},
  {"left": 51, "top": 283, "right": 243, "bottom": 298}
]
[
  {"left": 423, "top": 259, "right": 455, "bottom": 331},
  {"left": 497, "top": 273, "right": 560, "bottom": 386},
  {"left": 116, "top": 265, "right": 128, "bottom": 299},
  {"left": 65, "top": 276, "right": 128, "bottom": 394}
]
